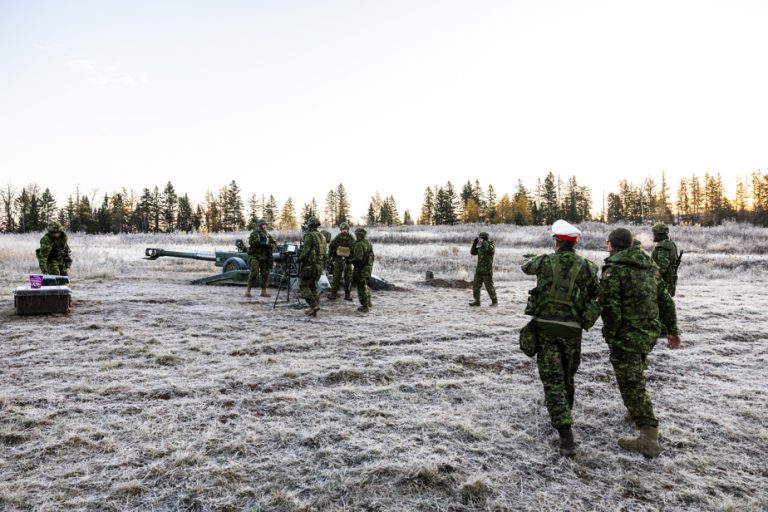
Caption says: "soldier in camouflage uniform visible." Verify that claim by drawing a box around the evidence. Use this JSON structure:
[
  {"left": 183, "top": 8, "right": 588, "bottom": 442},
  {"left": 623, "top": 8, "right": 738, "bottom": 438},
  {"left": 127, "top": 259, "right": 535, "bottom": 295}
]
[
  {"left": 245, "top": 219, "right": 278, "bottom": 298},
  {"left": 352, "top": 227, "right": 374, "bottom": 313},
  {"left": 328, "top": 223, "right": 355, "bottom": 301},
  {"left": 600, "top": 228, "right": 682, "bottom": 458},
  {"left": 651, "top": 223, "right": 679, "bottom": 297},
  {"left": 469, "top": 231, "right": 497, "bottom": 307},
  {"left": 522, "top": 220, "right": 600, "bottom": 456},
  {"left": 298, "top": 216, "right": 326, "bottom": 317},
  {"left": 38, "top": 221, "right": 72, "bottom": 276}
]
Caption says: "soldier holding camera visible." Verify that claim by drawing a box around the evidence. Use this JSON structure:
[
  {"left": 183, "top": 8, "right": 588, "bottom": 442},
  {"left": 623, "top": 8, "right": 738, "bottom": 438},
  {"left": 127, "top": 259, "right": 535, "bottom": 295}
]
[
  {"left": 245, "top": 219, "right": 278, "bottom": 298},
  {"left": 469, "top": 231, "right": 497, "bottom": 307},
  {"left": 37, "top": 221, "right": 72, "bottom": 276}
]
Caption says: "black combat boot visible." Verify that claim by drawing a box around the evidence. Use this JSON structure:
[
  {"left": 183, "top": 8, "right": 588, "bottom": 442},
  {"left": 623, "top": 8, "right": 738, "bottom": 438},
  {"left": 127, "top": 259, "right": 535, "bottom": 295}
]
[
  {"left": 344, "top": 291, "right": 352, "bottom": 301},
  {"left": 328, "top": 291, "right": 338, "bottom": 300},
  {"left": 557, "top": 426, "right": 576, "bottom": 457}
]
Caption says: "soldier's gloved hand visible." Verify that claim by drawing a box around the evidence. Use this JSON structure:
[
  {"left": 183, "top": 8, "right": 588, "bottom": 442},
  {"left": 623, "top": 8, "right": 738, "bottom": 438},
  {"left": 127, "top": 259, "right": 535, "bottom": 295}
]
[{"left": 667, "top": 335, "right": 681, "bottom": 349}]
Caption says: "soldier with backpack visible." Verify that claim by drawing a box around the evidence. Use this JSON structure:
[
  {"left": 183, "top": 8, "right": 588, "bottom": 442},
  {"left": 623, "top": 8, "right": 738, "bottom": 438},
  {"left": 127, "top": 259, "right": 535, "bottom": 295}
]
[{"left": 521, "top": 220, "right": 601, "bottom": 456}]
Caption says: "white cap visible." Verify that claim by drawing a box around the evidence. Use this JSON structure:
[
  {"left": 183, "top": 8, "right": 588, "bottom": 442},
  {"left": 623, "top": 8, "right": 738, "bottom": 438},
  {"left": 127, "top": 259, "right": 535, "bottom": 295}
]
[{"left": 552, "top": 219, "right": 581, "bottom": 241}]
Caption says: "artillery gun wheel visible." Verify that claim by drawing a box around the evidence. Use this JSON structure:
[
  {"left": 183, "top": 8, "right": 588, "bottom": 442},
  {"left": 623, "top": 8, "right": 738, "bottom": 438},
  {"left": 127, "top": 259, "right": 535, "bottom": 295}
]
[{"left": 222, "top": 256, "right": 248, "bottom": 273}]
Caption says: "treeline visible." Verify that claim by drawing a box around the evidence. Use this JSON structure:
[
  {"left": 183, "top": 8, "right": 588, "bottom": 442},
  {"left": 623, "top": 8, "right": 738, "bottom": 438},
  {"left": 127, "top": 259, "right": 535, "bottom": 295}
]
[
  {"left": 0, "top": 181, "right": 355, "bottom": 234},
  {"left": 419, "top": 173, "right": 591, "bottom": 226},
  {"left": 3, "top": 170, "right": 768, "bottom": 233}
]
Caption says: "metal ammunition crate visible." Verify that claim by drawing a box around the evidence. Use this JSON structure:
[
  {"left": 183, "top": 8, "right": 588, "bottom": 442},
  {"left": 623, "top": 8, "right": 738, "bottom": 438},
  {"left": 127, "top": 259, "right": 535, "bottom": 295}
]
[{"left": 14, "top": 285, "right": 71, "bottom": 315}]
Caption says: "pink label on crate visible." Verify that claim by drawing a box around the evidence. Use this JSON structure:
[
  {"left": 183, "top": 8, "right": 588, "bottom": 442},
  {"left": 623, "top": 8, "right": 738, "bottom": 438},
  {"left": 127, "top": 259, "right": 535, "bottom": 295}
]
[{"left": 29, "top": 275, "right": 43, "bottom": 288}]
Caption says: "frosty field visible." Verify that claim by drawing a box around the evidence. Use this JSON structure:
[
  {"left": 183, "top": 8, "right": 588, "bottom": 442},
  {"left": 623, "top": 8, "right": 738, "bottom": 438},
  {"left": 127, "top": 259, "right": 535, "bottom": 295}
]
[{"left": 1, "top": 224, "right": 766, "bottom": 511}]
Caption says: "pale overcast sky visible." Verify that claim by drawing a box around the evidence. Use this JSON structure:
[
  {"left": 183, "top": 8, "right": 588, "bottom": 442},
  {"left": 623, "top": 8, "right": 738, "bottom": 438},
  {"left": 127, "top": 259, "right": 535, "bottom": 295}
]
[{"left": 1, "top": 0, "right": 766, "bottom": 221}]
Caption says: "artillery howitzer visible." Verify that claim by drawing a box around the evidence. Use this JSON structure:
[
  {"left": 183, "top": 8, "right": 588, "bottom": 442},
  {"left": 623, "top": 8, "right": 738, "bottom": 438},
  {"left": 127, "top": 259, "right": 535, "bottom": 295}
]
[{"left": 144, "top": 239, "right": 393, "bottom": 290}]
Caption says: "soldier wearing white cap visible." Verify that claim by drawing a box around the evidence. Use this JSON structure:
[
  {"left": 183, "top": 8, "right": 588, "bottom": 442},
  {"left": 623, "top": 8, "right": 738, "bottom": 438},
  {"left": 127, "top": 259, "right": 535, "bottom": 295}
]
[{"left": 521, "top": 219, "right": 601, "bottom": 456}]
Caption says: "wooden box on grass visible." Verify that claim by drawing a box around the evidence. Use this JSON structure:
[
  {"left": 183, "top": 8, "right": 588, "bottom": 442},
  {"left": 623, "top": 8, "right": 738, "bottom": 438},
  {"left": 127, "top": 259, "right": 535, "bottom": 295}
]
[{"left": 14, "top": 285, "right": 71, "bottom": 315}]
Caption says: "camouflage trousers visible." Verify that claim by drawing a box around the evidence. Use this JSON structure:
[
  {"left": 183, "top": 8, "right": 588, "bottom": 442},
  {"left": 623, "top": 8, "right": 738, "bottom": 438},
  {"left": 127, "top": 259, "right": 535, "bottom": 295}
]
[
  {"left": 299, "top": 264, "right": 322, "bottom": 307},
  {"left": 536, "top": 332, "right": 582, "bottom": 428},
  {"left": 473, "top": 271, "right": 496, "bottom": 302},
  {"left": 247, "top": 258, "right": 272, "bottom": 288},
  {"left": 41, "top": 260, "right": 69, "bottom": 276},
  {"left": 609, "top": 347, "right": 658, "bottom": 428},
  {"left": 331, "top": 258, "right": 353, "bottom": 293},
  {"left": 355, "top": 267, "right": 372, "bottom": 306}
]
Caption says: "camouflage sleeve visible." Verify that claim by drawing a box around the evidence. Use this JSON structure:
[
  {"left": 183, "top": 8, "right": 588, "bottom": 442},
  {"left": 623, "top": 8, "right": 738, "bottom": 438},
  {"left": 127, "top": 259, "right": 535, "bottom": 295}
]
[
  {"left": 599, "top": 266, "right": 623, "bottom": 340},
  {"left": 299, "top": 233, "right": 313, "bottom": 261},
  {"left": 268, "top": 234, "right": 278, "bottom": 251},
  {"left": 351, "top": 241, "right": 363, "bottom": 264},
  {"left": 39, "top": 236, "right": 53, "bottom": 261},
  {"left": 521, "top": 254, "right": 542, "bottom": 275},
  {"left": 657, "top": 279, "right": 680, "bottom": 336},
  {"left": 329, "top": 237, "right": 338, "bottom": 257},
  {"left": 484, "top": 242, "right": 495, "bottom": 257},
  {"left": 585, "top": 260, "right": 599, "bottom": 300}
]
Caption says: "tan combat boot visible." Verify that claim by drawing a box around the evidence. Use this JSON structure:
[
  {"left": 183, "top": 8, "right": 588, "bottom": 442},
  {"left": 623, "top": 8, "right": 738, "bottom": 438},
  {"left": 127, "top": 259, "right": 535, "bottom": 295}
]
[
  {"left": 244, "top": 285, "right": 252, "bottom": 297},
  {"left": 618, "top": 426, "right": 661, "bottom": 458},
  {"left": 260, "top": 287, "right": 270, "bottom": 297},
  {"left": 557, "top": 426, "right": 576, "bottom": 457}
]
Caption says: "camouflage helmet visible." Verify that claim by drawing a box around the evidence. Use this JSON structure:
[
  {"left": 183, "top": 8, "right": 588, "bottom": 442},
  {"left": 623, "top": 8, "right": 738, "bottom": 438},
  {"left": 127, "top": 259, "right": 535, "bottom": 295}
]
[
  {"left": 257, "top": 218, "right": 268, "bottom": 227},
  {"left": 48, "top": 220, "right": 63, "bottom": 233},
  {"left": 478, "top": 231, "right": 490, "bottom": 241},
  {"left": 652, "top": 223, "right": 669, "bottom": 235},
  {"left": 355, "top": 227, "right": 367, "bottom": 237},
  {"left": 339, "top": 222, "right": 349, "bottom": 230},
  {"left": 307, "top": 216, "right": 321, "bottom": 228}
]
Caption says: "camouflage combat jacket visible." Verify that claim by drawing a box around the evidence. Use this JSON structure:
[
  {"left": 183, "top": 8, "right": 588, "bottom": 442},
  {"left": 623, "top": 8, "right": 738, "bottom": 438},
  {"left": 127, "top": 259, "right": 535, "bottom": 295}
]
[
  {"left": 299, "top": 228, "right": 327, "bottom": 266},
  {"left": 38, "top": 232, "right": 70, "bottom": 265},
  {"left": 352, "top": 238, "right": 374, "bottom": 272},
  {"left": 329, "top": 232, "right": 355, "bottom": 261},
  {"left": 600, "top": 244, "right": 680, "bottom": 354},
  {"left": 651, "top": 237, "right": 678, "bottom": 295},
  {"left": 470, "top": 240, "right": 495, "bottom": 274},
  {"left": 522, "top": 250, "right": 599, "bottom": 335},
  {"left": 248, "top": 229, "right": 278, "bottom": 261}
]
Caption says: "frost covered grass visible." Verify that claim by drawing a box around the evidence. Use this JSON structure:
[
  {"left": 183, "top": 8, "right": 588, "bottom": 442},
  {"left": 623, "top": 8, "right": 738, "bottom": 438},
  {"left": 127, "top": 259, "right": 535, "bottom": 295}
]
[{"left": 0, "top": 227, "right": 766, "bottom": 511}]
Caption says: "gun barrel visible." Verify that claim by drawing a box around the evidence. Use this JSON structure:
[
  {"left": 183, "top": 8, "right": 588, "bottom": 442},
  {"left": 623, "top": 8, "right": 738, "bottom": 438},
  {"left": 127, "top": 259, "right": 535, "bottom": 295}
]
[{"left": 144, "top": 247, "right": 217, "bottom": 261}]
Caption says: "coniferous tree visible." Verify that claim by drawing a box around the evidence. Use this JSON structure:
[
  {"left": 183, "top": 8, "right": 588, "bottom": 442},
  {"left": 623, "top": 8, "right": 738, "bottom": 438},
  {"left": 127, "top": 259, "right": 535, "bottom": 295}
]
[
  {"left": 676, "top": 178, "right": 690, "bottom": 224},
  {"left": 301, "top": 198, "right": 319, "bottom": 226},
  {"left": 540, "top": 172, "right": 559, "bottom": 225},
  {"left": 96, "top": 194, "right": 112, "bottom": 233},
  {"left": 607, "top": 192, "right": 623, "bottom": 223},
  {"left": 203, "top": 190, "right": 221, "bottom": 232},
  {"left": 336, "top": 183, "right": 351, "bottom": 226},
  {"left": 418, "top": 186, "right": 435, "bottom": 225},
  {"left": 279, "top": 197, "right": 297, "bottom": 229},
  {"left": 324, "top": 189, "right": 338, "bottom": 226},
  {"left": 39, "top": 188, "right": 57, "bottom": 227},
  {"left": 403, "top": 209, "right": 413, "bottom": 225},
  {"left": 177, "top": 194, "right": 194, "bottom": 232},
  {"left": 486, "top": 184, "right": 497, "bottom": 223},
  {"left": 264, "top": 195, "right": 278, "bottom": 227},
  {"left": 162, "top": 182, "right": 178, "bottom": 232},
  {"left": 1, "top": 185, "right": 17, "bottom": 233}
]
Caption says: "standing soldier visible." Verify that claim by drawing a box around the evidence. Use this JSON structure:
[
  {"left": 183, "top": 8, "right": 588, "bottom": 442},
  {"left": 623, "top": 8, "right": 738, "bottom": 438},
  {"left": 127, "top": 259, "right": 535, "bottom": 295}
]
[
  {"left": 522, "top": 220, "right": 600, "bottom": 456},
  {"left": 651, "top": 223, "right": 679, "bottom": 296},
  {"left": 328, "top": 223, "right": 355, "bottom": 301},
  {"left": 600, "top": 228, "right": 681, "bottom": 458},
  {"left": 352, "top": 227, "right": 374, "bottom": 313},
  {"left": 298, "top": 216, "right": 326, "bottom": 317},
  {"left": 469, "top": 231, "right": 497, "bottom": 307},
  {"left": 245, "top": 219, "right": 278, "bottom": 298},
  {"left": 37, "top": 221, "right": 72, "bottom": 276}
]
